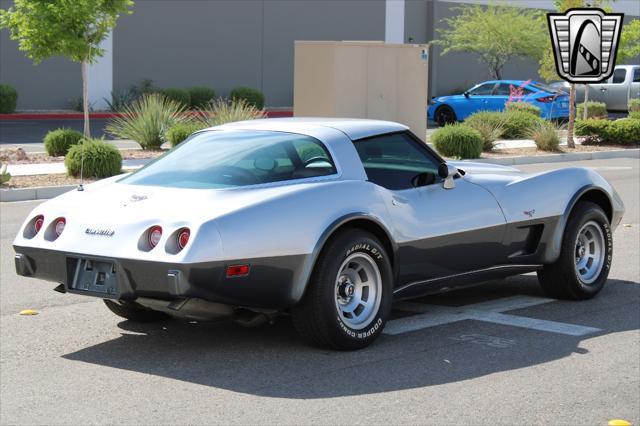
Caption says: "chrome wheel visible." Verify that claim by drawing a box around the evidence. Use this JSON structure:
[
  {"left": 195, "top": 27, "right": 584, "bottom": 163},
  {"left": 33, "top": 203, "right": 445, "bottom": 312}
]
[
  {"left": 574, "top": 220, "right": 605, "bottom": 285},
  {"left": 334, "top": 253, "right": 382, "bottom": 330}
]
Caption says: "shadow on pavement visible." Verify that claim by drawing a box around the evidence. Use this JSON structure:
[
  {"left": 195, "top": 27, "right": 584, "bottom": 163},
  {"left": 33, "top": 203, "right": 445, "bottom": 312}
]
[{"left": 63, "top": 276, "right": 639, "bottom": 399}]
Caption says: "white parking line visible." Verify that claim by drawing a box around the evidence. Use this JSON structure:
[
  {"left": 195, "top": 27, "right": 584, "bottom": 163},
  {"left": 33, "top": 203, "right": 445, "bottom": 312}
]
[{"left": 384, "top": 296, "right": 602, "bottom": 336}]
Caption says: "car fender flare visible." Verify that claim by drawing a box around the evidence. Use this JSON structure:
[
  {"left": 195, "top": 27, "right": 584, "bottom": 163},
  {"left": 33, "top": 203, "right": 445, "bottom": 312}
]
[
  {"left": 543, "top": 184, "right": 613, "bottom": 264},
  {"left": 292, "top": 212, "right": 398, "bottom": 305}
]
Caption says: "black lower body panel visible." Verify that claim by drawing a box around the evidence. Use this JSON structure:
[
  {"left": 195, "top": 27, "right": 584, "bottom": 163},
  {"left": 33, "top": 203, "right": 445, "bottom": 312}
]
[{"left": 13, "top": 245, "right": 307, "bottom": 309}]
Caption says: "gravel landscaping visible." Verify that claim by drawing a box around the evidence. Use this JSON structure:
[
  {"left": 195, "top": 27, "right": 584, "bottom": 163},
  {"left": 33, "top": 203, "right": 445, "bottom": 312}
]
[{"left": 0, "top": 148, "right": 165, "bottom": 165}]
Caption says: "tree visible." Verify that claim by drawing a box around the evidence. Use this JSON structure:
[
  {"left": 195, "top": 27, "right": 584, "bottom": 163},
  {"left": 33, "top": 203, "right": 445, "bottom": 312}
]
[
  {"left": 618, "top": 19, "right": 640, "bottom": 64},
  {"left": 0, "top": 0, "right": 133, "bottom": 138},
  {"left": 436, "top": 4, "right": 547, "bottom": 80}
]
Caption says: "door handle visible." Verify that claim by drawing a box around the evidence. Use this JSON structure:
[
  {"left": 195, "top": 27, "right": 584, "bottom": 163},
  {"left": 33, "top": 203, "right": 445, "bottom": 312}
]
[{"left": 600, "top": 88, "right": 607, "bottom": 92}]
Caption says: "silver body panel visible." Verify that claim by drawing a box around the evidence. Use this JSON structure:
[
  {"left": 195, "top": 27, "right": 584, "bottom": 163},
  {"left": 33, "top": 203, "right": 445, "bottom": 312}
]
[{"left": 13, "top": 118, "right": 625, "bottom": 307}]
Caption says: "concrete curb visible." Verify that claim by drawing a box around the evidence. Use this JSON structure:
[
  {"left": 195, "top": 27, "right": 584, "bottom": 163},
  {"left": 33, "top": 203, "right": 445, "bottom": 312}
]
[
  {"left": 0, "top": 185, "right": 75, "bottom": 202},
  {"left": 1, "top": 149, "right": 638, "bottom": 202},
  {"left": 473, "top": 148, "right": 640, "bottom": 165}
]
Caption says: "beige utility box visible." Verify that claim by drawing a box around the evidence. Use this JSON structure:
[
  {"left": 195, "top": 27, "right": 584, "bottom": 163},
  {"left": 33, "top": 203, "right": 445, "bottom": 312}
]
[{"left": 294, "top": 41, "right": 429, "bottom": 141}]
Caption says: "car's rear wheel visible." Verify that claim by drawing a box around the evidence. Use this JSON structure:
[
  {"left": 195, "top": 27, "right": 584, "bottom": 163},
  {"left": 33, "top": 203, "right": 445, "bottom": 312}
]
[
  {"left": 292, "top": 229, "right": 393, "bottom": 350},
  {"left": 537, "top": 201, "right": 612, "bottom": 300},
  {"left": 435, "top": 105, "right": 457, "bottom": 126},
  {"left": 103, "top": 299, "right": 170, "bottom": 322}
]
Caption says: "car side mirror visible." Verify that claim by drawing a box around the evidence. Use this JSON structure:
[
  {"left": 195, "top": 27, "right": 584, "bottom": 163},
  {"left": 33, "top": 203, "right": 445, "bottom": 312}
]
[
  {"left": 463, "top": 91, "right": 470, "bottom": 98},
  {"left": 438, "top": 163, "right": 458, "bottom": 189}
]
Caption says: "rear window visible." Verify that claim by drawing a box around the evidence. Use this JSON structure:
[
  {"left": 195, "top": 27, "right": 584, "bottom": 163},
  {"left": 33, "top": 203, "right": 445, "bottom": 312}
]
[{"left": 119, "top": 130, "right": 337, "bottom": 189}]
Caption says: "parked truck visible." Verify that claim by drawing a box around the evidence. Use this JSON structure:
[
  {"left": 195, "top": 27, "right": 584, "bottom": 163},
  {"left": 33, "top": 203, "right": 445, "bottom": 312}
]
[{"left": 551, "top": 65, "right": 640, "bottom": 112}]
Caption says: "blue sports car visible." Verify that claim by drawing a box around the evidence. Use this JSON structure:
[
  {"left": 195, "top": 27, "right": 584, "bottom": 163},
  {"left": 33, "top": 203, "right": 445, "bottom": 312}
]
[{"left": 428, "top": 80, "right": 570, "bottom": 126}]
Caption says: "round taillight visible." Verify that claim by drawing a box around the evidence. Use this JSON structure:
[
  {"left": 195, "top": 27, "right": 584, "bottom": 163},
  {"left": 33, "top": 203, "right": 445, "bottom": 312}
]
[
  {"left": 34, "top": 215, "right": 44, "bottom": 234},
  {"left": 54, "top": 218, "right": 66, "bottom": 236},
  {"left": 148, "top": 226, "right": 162, "bottom": 249},
  {"left": 177, "top": 228, "right": 190, "bottom": 250}
]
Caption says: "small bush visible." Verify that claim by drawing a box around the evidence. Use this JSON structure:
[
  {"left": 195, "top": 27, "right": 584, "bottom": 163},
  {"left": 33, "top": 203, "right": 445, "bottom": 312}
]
[
  {"left": 0, "top": 84, "right": 18, "bottom": 114},
  {"left": 194, "top": 98, "right": 266, "bottom": 127},
  {"left": 188, "top": 86, "right": 216, "bottom": 109},
  {"left": 43, "top": 128, "right": 84, "bottom": 156},
  {"left": 166, "top": 122, "right": 208, "bottom": 147},
  {"left": 529, "top": 121, "right": 560, "bottom": 151},
  {"left": 159, "top": 88, "right": 190, "bottom": 107},
  {"left": 577, "top": 101, "right": 607, "bottom": 119},
  {"left": 107, "top": 93, "right": 188, "bottom": 149},
  {"left": 65, "top": 139, "right": 122, "bottom": 178},
  {"left": 575, "top": 119, "right": 610, "bottom": 137},
  {"left": 505, "top": 101, "right": 541, "bottom": 117},
  {"left": 431, "top": 124, "right": 483, "bottom": 159},
  {"left": 463, "top": 111, "right": 504, "bottom": 151},
  {"left": 629, "top": 99, "right": 640, "bottom": 119},
  {"left": 576, "top": 118, "right": 640, "bottom": 145},
  {"left": 606, "top": 118, "right": 640, "bottom": 145},
  {"left": 501, "top": 110, "right": 544, "bottom": 139},
  {"left": 230, "top": 87, "right": 265, "bottom": 109}
]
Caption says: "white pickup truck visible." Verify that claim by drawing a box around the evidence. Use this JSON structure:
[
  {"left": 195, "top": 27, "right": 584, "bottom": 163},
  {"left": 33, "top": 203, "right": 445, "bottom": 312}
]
[{"left": 552, "top": 65, "right": 640, "bottom": 111}]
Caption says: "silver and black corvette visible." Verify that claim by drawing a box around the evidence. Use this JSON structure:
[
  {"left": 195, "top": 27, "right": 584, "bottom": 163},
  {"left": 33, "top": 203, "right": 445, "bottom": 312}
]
[{"left": 14, "top": 118, "right": 625, "bottom": 350}]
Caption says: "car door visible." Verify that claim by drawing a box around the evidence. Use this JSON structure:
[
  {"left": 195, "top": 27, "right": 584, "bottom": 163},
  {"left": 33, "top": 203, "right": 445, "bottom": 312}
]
[
  {"left": 603, "top": 67, "right": 629, "bottom": 111},
  {"left": 461, "top": 82, "right": 498, "bottom": 117},
  {"left": 631, "top": 67, "right": 640, "bottom": 103},
  {"left": 352, "top": 132, "right": 507, "bottom": 287}
]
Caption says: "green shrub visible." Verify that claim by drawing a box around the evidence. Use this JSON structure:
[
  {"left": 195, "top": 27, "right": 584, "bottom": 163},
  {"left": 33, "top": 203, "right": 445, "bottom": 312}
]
[
  {"left": 575, "top": 119, "right": 610, "bottom": 137},
  {"left": 65, "top": 139, "right": 122, "bottom": 178},
  {"left": 528, "top": 121, "right": 560, "bottom": 151},
  {"left": 195, "top": 98, "right": 266, "bottom": 127},
  {"left": 463, "top": 111, "right": 504, "bottom": 151},
  {"left": 575, "top": 118, "right": 640, "bottom": 145},
  {"left": 605, "top": 118, "right": 640, "bottom": 145},
  {"left": 629, "top": 99, "right": 640, "bottom": 117},
  {"left": 43, "top": 128, "right": 84, "bottom": 156},
  {"left": 505, "top": 101, "right": 541, "bottom": 117},
  {"left": 0, "top": 84, "right": 18, "bottom": 114},
  {"left": 159, "top": 88, "right": 190, "bottom": 107},
  {"left": 577, "top": 101, "right": 607, "bottom": 119},
  {"left": 501, "top": 110, "right": 544, "bottom": 139},
  {"left": 166, "top": 122, "right": 208, "bottom": 147},
  {"left": 106, "top": 93, "right": 188, "bottom": 149},
  {"left": 188, "top": 86, "right": 215, "bottom": 109},
  {"left": 431, "top": 124, "right": 483, "bottom": 159},
  {"left": 230, "top": 86, "right": 265, "bottom": 109}
]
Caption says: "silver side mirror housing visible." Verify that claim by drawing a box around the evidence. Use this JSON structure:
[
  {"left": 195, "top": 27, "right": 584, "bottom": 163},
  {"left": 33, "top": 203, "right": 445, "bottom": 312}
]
[{"left": 438, "top": 163, "right": 458, "bottom": 190}]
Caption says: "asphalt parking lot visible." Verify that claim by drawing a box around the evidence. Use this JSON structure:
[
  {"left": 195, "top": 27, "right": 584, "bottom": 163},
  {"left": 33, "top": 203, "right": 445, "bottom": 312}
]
[{"left": 1, "top": 157, "right": 638, "bottom": 425}]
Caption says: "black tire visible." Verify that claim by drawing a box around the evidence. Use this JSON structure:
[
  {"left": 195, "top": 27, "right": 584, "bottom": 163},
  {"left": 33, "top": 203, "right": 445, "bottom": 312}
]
[
  {"left": 537, "top": 201, "right": 612, "bottom": 300},
  {"left": 435, "top": 105, "right": 457, "bottom": 126},
  {"left": 103, "top": 299, "right": 170, "bottom": 322},
  {"left": 292, "top": 229, "right": 393, "bottom": 350}
]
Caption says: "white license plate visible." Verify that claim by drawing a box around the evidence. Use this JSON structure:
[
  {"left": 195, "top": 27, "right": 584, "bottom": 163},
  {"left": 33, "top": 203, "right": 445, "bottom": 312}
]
[{"left": 560, "top": 102, "right": 568, "bottom": 108}]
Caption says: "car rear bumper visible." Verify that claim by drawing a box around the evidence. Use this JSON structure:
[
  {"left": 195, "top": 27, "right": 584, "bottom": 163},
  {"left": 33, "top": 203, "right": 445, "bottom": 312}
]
[{"left": 13, "top": 245, "right": 308, "bottom": 309}]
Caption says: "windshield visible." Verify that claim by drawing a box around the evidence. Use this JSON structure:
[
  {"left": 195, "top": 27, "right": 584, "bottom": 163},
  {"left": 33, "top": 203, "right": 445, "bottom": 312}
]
[{"left": 119, "top": 130, "right": 337, "bottom": 189}]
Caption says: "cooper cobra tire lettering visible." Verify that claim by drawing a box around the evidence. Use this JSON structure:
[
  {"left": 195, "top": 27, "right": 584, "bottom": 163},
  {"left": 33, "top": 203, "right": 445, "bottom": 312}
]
[{"left": 292, "top": 229, "right": 392, "bottom": 350}]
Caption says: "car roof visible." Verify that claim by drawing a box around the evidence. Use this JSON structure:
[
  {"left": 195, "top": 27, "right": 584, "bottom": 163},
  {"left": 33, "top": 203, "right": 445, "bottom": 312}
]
[{"left": 210, "top": 117, "right": 408, "bottom": 140}]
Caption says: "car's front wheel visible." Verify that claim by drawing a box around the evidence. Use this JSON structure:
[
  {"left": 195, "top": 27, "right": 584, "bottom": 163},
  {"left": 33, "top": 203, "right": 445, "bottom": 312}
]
[
  {"left": 434, "top": 105, "right": 457, "bottom": 126},
  {"left": 538, "top": 201, "right": 612, "bottom": 300},
  {"left": 103, "top": 299, "right": 170, "bottom": 322},
  {"left": 292, "top": 229, "right": 393, "bottom": 350}
]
